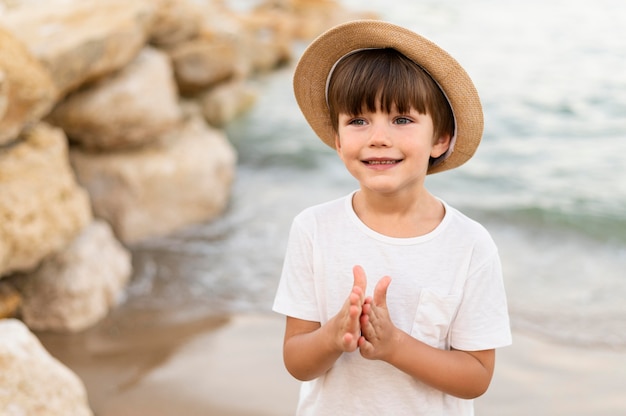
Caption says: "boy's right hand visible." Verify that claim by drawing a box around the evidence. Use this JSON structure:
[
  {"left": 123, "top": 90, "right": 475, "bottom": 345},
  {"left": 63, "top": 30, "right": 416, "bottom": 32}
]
[{"left": 331, "top": 265, "right": 367, "bottom": 352}]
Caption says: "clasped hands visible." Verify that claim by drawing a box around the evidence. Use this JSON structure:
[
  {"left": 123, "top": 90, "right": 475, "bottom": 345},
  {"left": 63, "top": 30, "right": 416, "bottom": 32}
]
[{"left": 335, "top": 265, "right": 397, "bottom": 361}]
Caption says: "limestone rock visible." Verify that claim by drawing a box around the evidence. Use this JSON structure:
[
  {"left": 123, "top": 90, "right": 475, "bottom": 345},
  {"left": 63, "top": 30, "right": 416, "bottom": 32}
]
[
  {"left": 0, "top": 0, "right": 157, "bottom": 97},
  {"left": 150, "top": 0, "right": 203, "bottom": 47},
  {"left": 196, "top": 4, "right": 293, "bottom": 79},
  {"left": 234, "top": 12, "right": 293, "bottom": 74},
  {"left": 70, "top": 114, "right": 237, "bottom": 244},
  {"left": 0, "top": 123, "right": 92, "bottom": 277},
  {"left": 0, "top": 319, "right": 93, "bottom": 415},
  {"left": 48, "top": 47, "right": 182, "bottom": 151},
  {"left": 12, "top": 220, "right": 132, "bottom": 332},
  {"left": 167, "top": 33, "right": 239, "bottom": 95},
  {"left": 253, "top": 0, "right": 379, "bottom": 40},
  {"left": 0, "top": 27, "right": 57, "bottom": 145},
  {"left": 198, "top": 79, "right": 257, "bottom": 127}
]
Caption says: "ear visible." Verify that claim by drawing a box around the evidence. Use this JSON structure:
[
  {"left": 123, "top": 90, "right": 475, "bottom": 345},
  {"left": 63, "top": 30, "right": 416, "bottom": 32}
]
[
  {"left": 334, "top": 133, "right": 341, "bottom": 150},
  {"left": 431, "top": 133, "right": 451, "bottom": 158},
  {"left": 334, "top": 133, "right": 347, "bottom": 163}
]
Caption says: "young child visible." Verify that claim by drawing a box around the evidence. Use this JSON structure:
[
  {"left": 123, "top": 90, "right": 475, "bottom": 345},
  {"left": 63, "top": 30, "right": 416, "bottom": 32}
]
[{"left": 273, "top": 20, "right": 511, "bottom": 415}]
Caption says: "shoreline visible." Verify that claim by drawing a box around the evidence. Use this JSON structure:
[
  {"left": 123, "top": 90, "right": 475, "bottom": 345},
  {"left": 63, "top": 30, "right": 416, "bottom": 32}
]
[{"left": 39, "top": 313, "right": 626, "bottom": 416}]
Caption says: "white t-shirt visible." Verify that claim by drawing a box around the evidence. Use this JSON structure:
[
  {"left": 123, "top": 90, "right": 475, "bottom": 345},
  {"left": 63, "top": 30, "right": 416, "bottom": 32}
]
[{"left": 273, "top": 191, "right": 512, "bottom": 416}]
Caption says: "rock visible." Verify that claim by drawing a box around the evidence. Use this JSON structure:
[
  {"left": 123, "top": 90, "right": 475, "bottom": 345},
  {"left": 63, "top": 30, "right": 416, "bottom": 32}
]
[
  {"left": 0, "top": 0, "right": 157, "bottom": 98},
  {"left": 197, "top": 3, "right": 293, "bottom": 78},
  {"left": 70, "top": 114, "right": 237, "bottom": 244},
  {"left": 0, "top": 27, "right": 57, "bottom": 145},
  {"left": 0, "top": 122, "right": 92, "bottom": 277},
  {"left": 252, "top": 0, "right": 379, "bottom": 40},
  {"left": 167, "top": 33, "right": 239, "bottom": 95},
  {"left": 48, "top": 47, "right": 182, "bottom": 151},
  {"left": 0, "top": 319, "right": 93, "bottom": 415},
  {"left": 11, "top": 220, "right": 132, "bottom": 332},
  {"left": 233, "top": 10, "right": 294, "bottom": 74},
  {"left": 150, "top": 0, "right": 203, "bottom": 47},
  {"left": 166, "top": 1, "right": 293, "bottom": 95},
  {"left": 198, "top": 79, "right": 257, "bottom": 127}
]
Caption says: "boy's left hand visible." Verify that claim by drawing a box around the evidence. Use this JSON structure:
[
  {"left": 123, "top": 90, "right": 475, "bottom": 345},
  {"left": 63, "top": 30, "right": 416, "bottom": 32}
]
[{"left": 358, "top": 275, "right": 399, "bottom": 361}]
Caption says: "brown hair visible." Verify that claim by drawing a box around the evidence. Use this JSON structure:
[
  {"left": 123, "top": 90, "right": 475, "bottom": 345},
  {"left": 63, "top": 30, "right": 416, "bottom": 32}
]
[{"left": 326, "top": 48, "right": 455, "bottom": 145}]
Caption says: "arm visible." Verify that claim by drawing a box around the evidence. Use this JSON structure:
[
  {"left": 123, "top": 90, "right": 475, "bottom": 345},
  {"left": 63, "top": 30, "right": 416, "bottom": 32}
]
[
  {"left": 359, "top": 276, "right": 495, "bottom": 399},
  {"left": 282, "top": 266, "right": 367, "bottom": 381}
]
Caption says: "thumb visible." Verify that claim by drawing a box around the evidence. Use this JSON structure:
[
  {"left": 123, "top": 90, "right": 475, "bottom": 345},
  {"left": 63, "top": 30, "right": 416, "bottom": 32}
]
[
  {"left": 373, "top": 276, "right": 391, "bottom": 308},
  {"left": 352, "top": 265, "right": 367, "bottom": 295}
]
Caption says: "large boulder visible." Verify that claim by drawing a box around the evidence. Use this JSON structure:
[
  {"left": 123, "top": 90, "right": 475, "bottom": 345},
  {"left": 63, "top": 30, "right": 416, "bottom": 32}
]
[
  {"left": 48, "top": 47, "right": 182, "bottom": 151},
  {"left": 70, "top": 114, "right": 237, "bottom": 244},
  {"left": 0, "top": 0, "right": 157, "bottom": 98},
  {"left": 0, "top": 122, "right": 92, "bottom": 277},
  {"left": 0, "top": 319, "right": 93, "bottom": 415},
  {"left": 0, "top": 27, "right": 57, "bottom": 145},
  {"left": 12, "top": 220, "right": 132, "bottom": 332}
]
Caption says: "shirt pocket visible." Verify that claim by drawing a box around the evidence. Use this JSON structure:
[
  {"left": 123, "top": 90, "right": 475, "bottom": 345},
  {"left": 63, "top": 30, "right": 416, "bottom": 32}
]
[{"left": 410, "top": 289, "right": 461, "bottom": 350}]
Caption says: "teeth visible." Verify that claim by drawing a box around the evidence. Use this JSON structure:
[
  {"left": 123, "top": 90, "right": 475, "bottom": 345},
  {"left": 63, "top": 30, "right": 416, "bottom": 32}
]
[{"left": 367, "top": 160, "right": 397, "bottom": 165}]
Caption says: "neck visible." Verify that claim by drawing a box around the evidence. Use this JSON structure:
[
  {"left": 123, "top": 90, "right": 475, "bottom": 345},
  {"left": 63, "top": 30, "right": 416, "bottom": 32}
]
[{"left": 352, "top": 188, "right": 445, "bottom": 238}]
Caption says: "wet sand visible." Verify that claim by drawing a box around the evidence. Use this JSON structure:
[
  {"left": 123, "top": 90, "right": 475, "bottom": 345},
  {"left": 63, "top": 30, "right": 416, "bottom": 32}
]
[{"left": 39, "top": 313, "right": 626, "bottom": 416}]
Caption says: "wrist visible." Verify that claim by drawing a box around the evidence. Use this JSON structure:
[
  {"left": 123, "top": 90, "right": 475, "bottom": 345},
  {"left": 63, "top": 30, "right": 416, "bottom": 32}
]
[
  {"left": 322, "top": 315, "right": 345, "bottom": 354},
  {"left": 384, "top": 327, "right": 407, "bottom": 365}
]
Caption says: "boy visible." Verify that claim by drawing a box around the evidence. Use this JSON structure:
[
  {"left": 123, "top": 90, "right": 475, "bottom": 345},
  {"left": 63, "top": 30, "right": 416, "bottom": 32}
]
[{"left": 273, "top": 20, "right": 511, "bottom": 415}]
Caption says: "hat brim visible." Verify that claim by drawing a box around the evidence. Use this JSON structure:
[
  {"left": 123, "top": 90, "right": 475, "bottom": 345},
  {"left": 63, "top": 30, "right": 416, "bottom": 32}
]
[{"left": 293, "top": 20, "right": 484, "bottom": 174}]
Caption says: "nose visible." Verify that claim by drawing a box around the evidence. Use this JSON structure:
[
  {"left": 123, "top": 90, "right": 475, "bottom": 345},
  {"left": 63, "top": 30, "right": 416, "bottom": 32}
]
[{"left": 368, "top": 121, "right": 391, "bottom": 147}]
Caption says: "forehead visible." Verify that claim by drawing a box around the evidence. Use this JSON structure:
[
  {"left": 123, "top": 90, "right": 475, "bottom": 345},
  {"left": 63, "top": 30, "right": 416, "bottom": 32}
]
[{"left": 328, "top": 48, "right": 435, "bottom": 116}]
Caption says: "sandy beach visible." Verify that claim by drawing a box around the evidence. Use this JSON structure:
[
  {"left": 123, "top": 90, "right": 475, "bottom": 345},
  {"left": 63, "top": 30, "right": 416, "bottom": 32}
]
[{"left": 38, "top": 313, "right": 626, "bottom": 416}]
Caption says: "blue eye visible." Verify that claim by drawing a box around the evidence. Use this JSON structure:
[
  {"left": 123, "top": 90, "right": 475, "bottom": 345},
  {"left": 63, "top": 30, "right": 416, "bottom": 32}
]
[
  {"left": 349, "top": 118, "right": 366, "bottom": 126},
  {"left": 395, "top": 117, "right": 412, "bottom": 125}
]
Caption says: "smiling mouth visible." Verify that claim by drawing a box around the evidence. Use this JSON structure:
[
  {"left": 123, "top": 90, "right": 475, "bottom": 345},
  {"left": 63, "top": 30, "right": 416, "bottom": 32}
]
[{"left": 363, "top": 159, "right": 402, "bottom": 165}]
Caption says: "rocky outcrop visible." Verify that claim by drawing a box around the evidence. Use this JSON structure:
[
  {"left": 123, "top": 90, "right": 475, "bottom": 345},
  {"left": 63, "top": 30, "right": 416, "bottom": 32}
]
[
  {"left": 0, "top": 0, "right": 376, "bottom": 326},
  {"left": 0, "top": 319, "right": 93, "bottom": 415}
]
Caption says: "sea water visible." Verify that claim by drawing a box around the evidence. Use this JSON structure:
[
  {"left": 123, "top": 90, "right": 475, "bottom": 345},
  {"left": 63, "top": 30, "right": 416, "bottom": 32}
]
[{"left": 130, "top": 0, "right": 626, "bottom": 348}]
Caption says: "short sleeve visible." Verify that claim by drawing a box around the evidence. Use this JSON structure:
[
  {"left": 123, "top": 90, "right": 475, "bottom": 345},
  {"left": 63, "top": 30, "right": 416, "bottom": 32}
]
[
  {"left": 272, "top": 217, "right": 320, "bottom": 321},
  {"left": 450, "top": 251, "right": 512, "bottom": 350}
]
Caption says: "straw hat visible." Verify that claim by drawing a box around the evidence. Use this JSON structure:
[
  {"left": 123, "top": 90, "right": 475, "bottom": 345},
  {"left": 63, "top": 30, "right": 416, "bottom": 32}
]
[{"left": 293, "top": 20, "right": 484, "bottom": 174}]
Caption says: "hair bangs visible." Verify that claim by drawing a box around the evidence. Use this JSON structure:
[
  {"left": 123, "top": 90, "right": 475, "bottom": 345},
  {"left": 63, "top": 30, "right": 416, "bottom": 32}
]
[{"left": 327, "top": 48, "right": 454, "bottom": 140}]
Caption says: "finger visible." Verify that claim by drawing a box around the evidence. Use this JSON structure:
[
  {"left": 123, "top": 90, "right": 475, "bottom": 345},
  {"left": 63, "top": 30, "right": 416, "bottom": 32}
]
[
  {"left": 361, "top": 302, "right": 371, "bottom": 315},
  {"left": 357, "top": 335, "right": 367, "bottom": 348},
  {"left": 360, "top": 311, "right": 369, "bottom": 327},
  {"left": 352, "top": 265, "right": 367, "bottom": 296},
  {"left": 349, "top": 289, "right": 362, "bottom": 307},
  {"left": 359, "top": 310, "right": 372, "bottom": 340},
  {"left": 358, "top": 337, "right": 374, "bottom": 359},
  {"left": 342, "top": 333, "right": 357, "bottom": 351},
  {"left": 348, "top": 303, "right": 361, "bottom": 320},
  {"left": 373, "top": 276, "right": 392, "bottom": 308}
]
